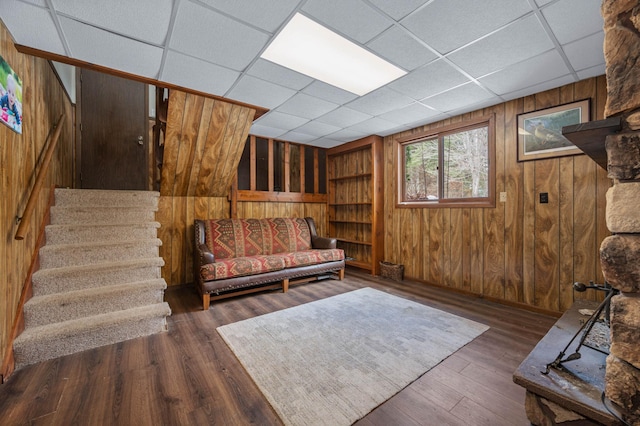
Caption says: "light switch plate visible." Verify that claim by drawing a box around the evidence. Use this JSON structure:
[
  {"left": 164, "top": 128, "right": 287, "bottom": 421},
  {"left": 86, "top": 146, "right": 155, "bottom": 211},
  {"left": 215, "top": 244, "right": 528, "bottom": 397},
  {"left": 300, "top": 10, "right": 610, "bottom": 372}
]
[{"left": 499, "top": 192, "right": 506, "bottom": 203}]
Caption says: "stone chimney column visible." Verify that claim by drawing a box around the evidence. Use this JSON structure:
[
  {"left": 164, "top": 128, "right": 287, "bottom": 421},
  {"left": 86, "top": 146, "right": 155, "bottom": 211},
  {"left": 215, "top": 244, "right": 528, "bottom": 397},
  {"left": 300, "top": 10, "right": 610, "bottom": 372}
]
[{"left": 599, "top": 1, "right": 640, "bottom": 424}]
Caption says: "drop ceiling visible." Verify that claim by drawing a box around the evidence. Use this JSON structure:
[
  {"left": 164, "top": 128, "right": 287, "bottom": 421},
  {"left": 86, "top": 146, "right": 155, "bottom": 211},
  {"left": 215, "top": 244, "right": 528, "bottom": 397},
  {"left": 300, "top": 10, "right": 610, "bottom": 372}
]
[{"left": 1, "top": 0, "right": 605, "bottom": 148}]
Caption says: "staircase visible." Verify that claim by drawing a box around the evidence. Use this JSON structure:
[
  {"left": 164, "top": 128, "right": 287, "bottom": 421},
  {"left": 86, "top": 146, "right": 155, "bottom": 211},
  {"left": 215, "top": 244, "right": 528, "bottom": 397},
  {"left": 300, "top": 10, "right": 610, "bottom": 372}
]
[{"left": 13, "top": 188, "right": 171, "bottom": 369}]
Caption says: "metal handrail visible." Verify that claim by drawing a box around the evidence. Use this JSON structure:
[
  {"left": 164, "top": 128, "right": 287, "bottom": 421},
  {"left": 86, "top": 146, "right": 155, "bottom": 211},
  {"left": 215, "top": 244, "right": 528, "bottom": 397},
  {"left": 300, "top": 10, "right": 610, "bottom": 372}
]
[{"left": 15, "top": 113, "right": 65, "bottom": 240}]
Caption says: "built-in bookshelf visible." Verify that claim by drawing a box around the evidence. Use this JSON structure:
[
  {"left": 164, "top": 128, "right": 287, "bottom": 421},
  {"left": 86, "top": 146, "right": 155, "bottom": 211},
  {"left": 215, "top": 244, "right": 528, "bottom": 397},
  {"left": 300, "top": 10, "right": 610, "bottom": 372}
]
[{"left": 327, "top": 135, "right": 383, "bottom": 275}]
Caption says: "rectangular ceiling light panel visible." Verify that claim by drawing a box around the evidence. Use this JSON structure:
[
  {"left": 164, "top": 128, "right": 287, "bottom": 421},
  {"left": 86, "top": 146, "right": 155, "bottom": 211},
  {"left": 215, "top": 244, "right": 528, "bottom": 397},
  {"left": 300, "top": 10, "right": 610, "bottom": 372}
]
[{"left": 261, "top": 13, "right": 406, "bottom": 96}]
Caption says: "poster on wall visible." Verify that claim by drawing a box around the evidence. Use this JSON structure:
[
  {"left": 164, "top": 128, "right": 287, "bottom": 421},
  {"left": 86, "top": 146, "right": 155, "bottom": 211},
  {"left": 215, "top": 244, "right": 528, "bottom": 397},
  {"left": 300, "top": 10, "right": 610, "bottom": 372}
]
[{"left": 0, "top": 54, "right": 23, "bottom": 134}]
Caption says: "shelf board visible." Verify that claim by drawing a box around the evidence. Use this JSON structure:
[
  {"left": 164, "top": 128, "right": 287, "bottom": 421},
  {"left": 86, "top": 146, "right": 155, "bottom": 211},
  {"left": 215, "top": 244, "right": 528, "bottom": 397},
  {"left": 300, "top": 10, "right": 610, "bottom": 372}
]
[
  {"left": 562, "top": 116, "right": 622, "bottom": 171},
  {"left": 336, "top": 238, "right": 372, "bottom": 246},
  {"left": 329, "top": 173, "right": 372, "bottom": 181}
]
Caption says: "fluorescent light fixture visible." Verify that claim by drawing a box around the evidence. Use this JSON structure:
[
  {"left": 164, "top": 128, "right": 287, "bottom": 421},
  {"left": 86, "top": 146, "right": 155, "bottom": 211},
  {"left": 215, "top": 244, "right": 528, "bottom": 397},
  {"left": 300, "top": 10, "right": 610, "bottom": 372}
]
[{"left": 261, "top": 13, "right": 406, "bottom": 96}]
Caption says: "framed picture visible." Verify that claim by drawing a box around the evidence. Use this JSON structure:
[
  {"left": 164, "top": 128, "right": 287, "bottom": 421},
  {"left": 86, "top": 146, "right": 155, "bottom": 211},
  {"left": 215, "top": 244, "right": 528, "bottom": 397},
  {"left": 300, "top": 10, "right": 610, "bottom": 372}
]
[
  {"left": 0, "top": 54, "right": 23, "bottom": 134},
  {"left": 517, "top": 99, "right": 590, "bottom": 162}
]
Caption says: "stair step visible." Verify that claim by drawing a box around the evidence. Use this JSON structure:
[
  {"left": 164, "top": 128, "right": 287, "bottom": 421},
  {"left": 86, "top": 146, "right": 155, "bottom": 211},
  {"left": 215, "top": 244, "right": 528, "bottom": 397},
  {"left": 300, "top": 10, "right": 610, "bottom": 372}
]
[
  {"left": 45, "top": 222, "right": 161, "bottom": 245},
  {"left": 54, "top": 188, "right": 159, "bottom": 208},
  {"left": 50, "top": 206, "right": 156, "bottom": 225},
  {"left": 39, "top": 239, "right": 162, "bottom": 269},
  {"left": 24, "top": 279, "right": 167, "bottom": 328},
  {"left": 32, "top": 258, "right": 164, "bottom": 296},
  {"left": 14, "top": 302, "right": 171, "bottom": 369}
]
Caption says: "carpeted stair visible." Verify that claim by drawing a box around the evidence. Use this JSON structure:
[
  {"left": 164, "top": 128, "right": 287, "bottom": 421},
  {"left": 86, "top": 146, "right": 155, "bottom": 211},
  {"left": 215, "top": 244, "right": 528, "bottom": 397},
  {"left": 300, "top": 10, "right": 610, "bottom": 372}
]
[{"left": 13, "top": 188, "right": 171, "bottom": 369}]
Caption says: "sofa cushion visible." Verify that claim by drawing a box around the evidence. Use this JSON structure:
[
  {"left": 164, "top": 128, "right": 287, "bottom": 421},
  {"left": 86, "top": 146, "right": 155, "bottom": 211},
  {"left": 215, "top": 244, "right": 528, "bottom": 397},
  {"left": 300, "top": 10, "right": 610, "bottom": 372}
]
[
  {"left": 204, "top": 218, "right": 313, "bottom": 259},
  {"left": 204, "top": 218, "right": 267, "bottom": 259},
  {"left": 200, "top": 255, "right": 285, "bottom": 281},
  {"left": 279, "top": 249, "right": 345, "bottom": 268},
  {"left": 263, "top": 218, "right": 312, "bottom": 254}
]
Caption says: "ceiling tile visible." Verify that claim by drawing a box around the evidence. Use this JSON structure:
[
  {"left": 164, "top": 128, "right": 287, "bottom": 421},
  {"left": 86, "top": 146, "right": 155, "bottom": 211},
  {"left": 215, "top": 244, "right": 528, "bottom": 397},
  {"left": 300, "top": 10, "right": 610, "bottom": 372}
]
[
  {"left": 315, "top": 107, "right": 372, "bottom": 128},
  {"left": 381, "top": 114, "right": 450, "bottom": 135},
  {"left": 170, "top": 1, "right": 269, "bottom": 71},
  {"left": 401, "top": 0, "right": 532, "bottom": 54},
  {"left": 378, "top": 102, "right": 441, "bottom": 124},
  {"left": 293, "top": 120, "right": 342, "bottom": 137},
  {"left": 348, "top": 116, "right": 397, "bottom": 134},
  {"left": 247, "top": 59, "right": 313, "bottom": 91},
  {"left": 325, "top": 128, "right": 370, "bottom": 142},
  {"left": 52, "top": 0, "right": 172, "bottom": 45},
  {"left": 19, "top": 0, "right": 47, "bottom": 6},
  {"left": 275, "top": 93, "right": 339, "bottom": 119},
  {"left": 563, "top": 31, "right": 605, "bottom": 72},
  {"left": 198, "top": 0, "right": 302, "bottom": 32},
  {"left": 367, "top": 26, "right": 438, "bottom": 71},
  {"left": 366, "top": 0, "right": 428, "bottom": 20},
  {"left": 2, "top": 2, "right": 66, "bottom": 55},
  {"left": 421, "top": 83, "right": 494, "bottom": 112},
  {"left": 59, "top": 17, "right": 163, "bottom": 78},
  {"left": 310, "top": 138, "right": 344, "bottom": 148},
  {"left": 479, "top": 49, "right": 570, "bottom": 95},
  {"left": 161, "top": 51, "right": 240, "bottom": 96},
  {"left": 225, "top": 75, "right": 296, "bottom": 109},
  {"left": 346, "top": 87, "right": 414, "bottom": 116},
  {"left": 249, "top": 123, "right": 288, "bottom": 139},
  {"left": 254, "top": 111, "right": 309, "bottom": 130},
  {"left": 542, "top": 0, "right": 604, "bottom": 45},
  {"left": 577, "top": 64, "right": 606, "bottom": 81},
  {"left": 302, "top": 0, "right": 392, "bottom": 43},
  {"left": 388, "top": 59, "right": 470, "bottom": 100},
  {"left": 447, "top": 14, "right": 554, "bottom": 78},
  {"left": 501, "top": 74, "right": 576, "bottom": 101},
  {"left": 301, "top": 81, "right": 359, "bottom": 105},
  {"left": 278, "top": 131, "right": 318, "bottom": 143}
]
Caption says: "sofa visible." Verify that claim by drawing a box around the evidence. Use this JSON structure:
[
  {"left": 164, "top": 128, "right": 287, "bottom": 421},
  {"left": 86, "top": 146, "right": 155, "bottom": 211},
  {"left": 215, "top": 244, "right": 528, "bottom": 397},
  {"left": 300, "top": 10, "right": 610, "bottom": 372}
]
[{"left": 194, "top": 217, "right": 345, "bottom": 310}]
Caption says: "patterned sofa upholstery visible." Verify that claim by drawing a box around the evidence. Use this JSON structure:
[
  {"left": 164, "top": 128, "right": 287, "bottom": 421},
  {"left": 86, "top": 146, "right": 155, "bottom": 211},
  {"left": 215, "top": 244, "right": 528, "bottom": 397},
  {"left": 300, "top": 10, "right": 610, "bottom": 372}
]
[{"left": 194, "top": 217, "right": 345, "bottom": 310}]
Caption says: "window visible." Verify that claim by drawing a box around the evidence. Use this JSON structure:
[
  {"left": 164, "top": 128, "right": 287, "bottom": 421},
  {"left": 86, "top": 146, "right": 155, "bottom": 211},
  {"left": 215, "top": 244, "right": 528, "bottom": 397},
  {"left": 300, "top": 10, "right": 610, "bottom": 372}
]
[{"left": 398, "top": 115, "right": 495, "bottom": 207}]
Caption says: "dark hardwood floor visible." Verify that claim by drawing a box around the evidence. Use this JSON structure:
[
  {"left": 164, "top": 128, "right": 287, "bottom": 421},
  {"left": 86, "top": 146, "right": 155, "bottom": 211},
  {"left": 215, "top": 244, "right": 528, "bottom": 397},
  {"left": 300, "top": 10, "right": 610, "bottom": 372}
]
[{"left": 0, "top": 270, "right": 556, "bottom": 425}]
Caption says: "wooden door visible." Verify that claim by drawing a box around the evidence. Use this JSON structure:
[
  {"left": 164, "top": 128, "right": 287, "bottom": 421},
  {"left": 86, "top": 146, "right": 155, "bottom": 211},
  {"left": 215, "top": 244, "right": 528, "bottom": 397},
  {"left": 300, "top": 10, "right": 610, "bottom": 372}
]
[{"left": 78, "top": 69, "right": 148, "bottom": 190}]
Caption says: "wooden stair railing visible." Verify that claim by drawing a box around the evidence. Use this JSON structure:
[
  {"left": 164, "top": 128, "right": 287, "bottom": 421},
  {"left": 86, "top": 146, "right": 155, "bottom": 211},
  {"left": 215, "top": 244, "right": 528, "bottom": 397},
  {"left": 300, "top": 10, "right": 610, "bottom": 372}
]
[{"left": 15, "top": 113, "right": 65, "bottom": 240}]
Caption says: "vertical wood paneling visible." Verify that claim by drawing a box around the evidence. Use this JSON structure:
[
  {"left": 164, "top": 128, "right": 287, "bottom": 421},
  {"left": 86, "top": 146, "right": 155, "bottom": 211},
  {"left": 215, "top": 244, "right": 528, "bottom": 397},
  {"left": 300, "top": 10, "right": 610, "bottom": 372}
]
[
  {"left": 449, "top": 209, "right": 464, "bottom": 290},
  {"left": 214, "top": 106, "right": 253, "bottom": 196},
  {"left": 484, "top": 102, "right": 506, "bottom": 299},
  {"left": 533, "top": 159, "right": 560, "bottom": 310},
  {"left": 383, "top": 76, "right": 607, "bottom": 313},
  {"left": 157, "top": 196, "right": 230, "bottom": 286},
  {"left": 504, "top": 99, "right": 524, "bottom": 302},
  {"left": 161, "top": 90, "right": 254, "bottom": 198},
  {"left": 172, "top": 95, "right": 204, "bottom": 196},
  {"left": 197, "top": 101, "right": 232, "bottom": 196},
  {"left": 160, "top": 91, "right": 186, "bottom": 196},
  {"left": 186, "top": 98, "right": 215, "bottom": 196},
  {"left": 558, "top": 156, "right": 575, "bottom": 311},
  {"left": 1, "top": 20, "right": 74, "bottom": 371}
]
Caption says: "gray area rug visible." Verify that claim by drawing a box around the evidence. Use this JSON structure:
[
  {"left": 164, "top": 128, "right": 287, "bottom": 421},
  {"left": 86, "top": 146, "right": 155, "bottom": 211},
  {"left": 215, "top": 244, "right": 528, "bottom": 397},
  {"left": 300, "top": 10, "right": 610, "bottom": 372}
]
[{"left": 217, "top": 287, "right": 489, "bottom": 426}]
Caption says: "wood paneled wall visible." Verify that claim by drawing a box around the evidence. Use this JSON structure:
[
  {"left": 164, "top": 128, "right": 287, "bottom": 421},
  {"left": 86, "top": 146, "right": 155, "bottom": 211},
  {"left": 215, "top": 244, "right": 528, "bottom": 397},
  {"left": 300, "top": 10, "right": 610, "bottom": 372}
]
[
  {"left": 160, "top": 90, "right": 255, "bottom": 197},
  {"left": 157, "top": 196, "right": 230, "bottom": 287},
  {"left": 0, "top": 22, "right": 74, "bottom": 374},
  {"left": 383, "top": 76, "right": 609, "bottom": 313}
]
